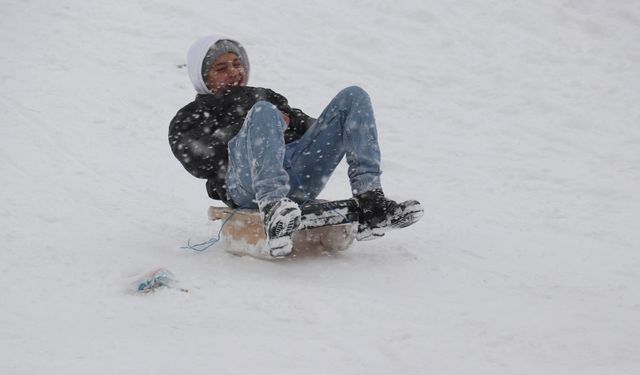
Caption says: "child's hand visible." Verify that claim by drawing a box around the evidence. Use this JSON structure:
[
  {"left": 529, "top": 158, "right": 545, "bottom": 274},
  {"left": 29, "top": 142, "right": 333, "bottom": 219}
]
[{"left": 281, "top": 111, "right": 290, "bottom": 127}]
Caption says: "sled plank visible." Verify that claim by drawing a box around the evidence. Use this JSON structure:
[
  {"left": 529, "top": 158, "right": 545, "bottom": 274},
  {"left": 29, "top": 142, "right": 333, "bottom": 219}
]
[{"left": 207, "top": 202, "right": 358, "bottom": 258}]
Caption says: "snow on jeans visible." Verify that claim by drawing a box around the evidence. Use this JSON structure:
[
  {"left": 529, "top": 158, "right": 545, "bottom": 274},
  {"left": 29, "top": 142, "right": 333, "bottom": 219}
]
[{"left": 226, "top": 85, "right": 383, "bottom": 208}]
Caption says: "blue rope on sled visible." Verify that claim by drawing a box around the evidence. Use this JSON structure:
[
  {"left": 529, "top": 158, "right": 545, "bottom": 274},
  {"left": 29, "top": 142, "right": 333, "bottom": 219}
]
[{"left": 181, "top": 209, "right": 239, "bottom": 252}]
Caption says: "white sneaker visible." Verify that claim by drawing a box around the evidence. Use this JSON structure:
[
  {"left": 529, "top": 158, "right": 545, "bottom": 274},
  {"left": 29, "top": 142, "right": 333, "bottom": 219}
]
[{"left": 259, "top": 198, "right": 301, "bottom": 257}]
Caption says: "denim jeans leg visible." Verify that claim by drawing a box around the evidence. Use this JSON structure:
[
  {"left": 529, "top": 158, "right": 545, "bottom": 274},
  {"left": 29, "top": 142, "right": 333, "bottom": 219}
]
[
  {"left": 226, "top": 101, "right": 291, "bottom": 208},
  {"left": 286, "top": 86, "right": 383, "bottom": 202}
]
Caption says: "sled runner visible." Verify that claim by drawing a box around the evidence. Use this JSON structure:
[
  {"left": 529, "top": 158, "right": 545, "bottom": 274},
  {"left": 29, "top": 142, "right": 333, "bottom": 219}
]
[{"left": 208, "top": 199, "right": 360, "bottom": 259}]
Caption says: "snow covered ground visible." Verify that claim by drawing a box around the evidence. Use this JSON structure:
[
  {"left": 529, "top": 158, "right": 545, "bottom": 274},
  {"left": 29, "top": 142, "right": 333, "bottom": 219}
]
[{"left": 1, "top": 0, "right": 639, "bottom": 373}]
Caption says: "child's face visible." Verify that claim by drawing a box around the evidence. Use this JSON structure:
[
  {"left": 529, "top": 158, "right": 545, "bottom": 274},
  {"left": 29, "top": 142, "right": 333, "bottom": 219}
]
[{"left": 205, "top": 52, "right": 247, "bottom": 92}]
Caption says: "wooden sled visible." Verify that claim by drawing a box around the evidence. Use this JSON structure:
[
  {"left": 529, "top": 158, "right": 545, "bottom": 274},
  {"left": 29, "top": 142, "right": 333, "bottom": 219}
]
[{"left": 208, "top": 199, "right": 360, "bottom": 259}]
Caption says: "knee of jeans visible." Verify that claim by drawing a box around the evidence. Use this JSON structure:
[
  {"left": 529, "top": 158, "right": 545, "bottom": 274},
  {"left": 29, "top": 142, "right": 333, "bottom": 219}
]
[
  {"left": 338, "top": 85, "right": 368, "bottom": 100},
  {"left": 250, "top": 100, "right": 279, "bottom": 116},
  {"left": 245, "top": 100, "right": 287, "bottom": 134},
  {"left": 246, "top": 101, "right": 280, "bottom": 126}
]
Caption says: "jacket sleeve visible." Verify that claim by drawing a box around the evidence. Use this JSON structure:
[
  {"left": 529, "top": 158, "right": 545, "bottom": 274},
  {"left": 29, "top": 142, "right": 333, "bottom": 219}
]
[{"left": 168, "top": 103, "right": 227, "bottom": 180}]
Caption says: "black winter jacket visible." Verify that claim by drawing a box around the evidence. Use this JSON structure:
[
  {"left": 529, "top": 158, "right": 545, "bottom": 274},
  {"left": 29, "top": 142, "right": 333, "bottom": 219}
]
[{"left": 169, "top": 86, "right": 313, "bottom": 206}]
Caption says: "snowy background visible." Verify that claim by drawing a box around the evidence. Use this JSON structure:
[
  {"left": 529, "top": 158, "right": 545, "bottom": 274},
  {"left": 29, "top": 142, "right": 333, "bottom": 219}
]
[{"left": 1, "top": 0, "right": 639, "bottom": 373}]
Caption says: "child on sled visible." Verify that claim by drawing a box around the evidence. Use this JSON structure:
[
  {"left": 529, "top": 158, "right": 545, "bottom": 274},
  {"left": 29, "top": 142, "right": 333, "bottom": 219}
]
[{"left": 169, "top": 35, "right": 422, "bottom": 257}]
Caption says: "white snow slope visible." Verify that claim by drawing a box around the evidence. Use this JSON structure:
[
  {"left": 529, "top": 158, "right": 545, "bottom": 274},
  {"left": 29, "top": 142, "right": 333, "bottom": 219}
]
[{"left": 1, "top": 0, "right": 639, "bottom": 374}]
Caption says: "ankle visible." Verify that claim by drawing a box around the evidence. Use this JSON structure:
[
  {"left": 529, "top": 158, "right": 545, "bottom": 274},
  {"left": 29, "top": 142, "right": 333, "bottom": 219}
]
[{"left": 355, "top": 189, "right": 388, "bottom": 227}]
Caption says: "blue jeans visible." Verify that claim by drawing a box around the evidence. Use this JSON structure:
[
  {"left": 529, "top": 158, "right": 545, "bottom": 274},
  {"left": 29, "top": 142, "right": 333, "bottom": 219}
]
[{"left": 226, "top": 86, "right": 382, "bottom": 208}]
